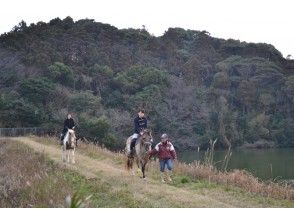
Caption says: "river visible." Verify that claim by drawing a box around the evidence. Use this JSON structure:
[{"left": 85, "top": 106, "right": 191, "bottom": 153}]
[{"left": 178, "top": 147, "right": 294, "bottom": 180}]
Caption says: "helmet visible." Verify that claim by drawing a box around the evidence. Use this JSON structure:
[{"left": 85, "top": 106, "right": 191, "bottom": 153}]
[{"left": 161, "top": 133, "right": 168, "bottom": 140}]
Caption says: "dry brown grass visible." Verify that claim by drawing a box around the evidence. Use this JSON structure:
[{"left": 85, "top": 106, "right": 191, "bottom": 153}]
[
  {"left": 0, "top": 140, "right": 41, "bottom": 206},
  {"left": 174, "top": 161, "right": 294, "bottom": 200}
]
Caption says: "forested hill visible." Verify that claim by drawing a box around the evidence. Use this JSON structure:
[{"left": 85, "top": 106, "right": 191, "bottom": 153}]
[{"left": 0, "top": 17, "right": 293, "bottom": 150}]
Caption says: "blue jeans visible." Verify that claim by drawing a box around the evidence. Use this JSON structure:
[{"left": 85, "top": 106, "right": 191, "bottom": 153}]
[{"left": 160, "top": 159, "right": 173, "bottom": 172}]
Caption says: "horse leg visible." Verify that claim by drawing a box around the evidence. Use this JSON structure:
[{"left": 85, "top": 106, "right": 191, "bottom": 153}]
[
  {"left": 141, "top": 163, "right": 146, "bottom": 179},
  {"left": 66, "top": 150, "right": 70, "bottom": 163},
  {"left": 136, "top": 158, "right": 141, "bottom": 175},
  {"left": 127, "top": 156, "right": 135, "bottom": 175},
  {"left": 61, "top": 146, "right": 66, "bottom": 163},
  {"left": 71, "top": 149, "right": 75, "bottom": 164},
  {"left": 69, "top": 149, "right": 72, "bottom": 163}
]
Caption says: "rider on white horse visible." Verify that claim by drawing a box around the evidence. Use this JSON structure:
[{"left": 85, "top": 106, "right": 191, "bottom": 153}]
[{"left": 60, "top": 113, "right": 75, "bottom": 145}]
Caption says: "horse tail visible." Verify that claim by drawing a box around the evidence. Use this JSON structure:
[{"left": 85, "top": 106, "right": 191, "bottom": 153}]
[{"left": 127, "top": 155, "right": 134, "bottom": 170}]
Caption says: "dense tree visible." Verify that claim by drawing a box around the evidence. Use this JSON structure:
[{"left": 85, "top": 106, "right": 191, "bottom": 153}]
[
  {"left": 0, "top": 93, "right": 44, "bottom": 127},
  {"left": 48, "top": 62, "right": 74, "bottom": 87},
  {"left": 18, "top": 77, "right": 55, "bottom": 106},
  {"left": 69, "top": 91, "right": 101, "bottom": 113}
]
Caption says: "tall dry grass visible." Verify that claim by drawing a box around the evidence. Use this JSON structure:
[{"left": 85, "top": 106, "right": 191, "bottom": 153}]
[
  {"left": 0, "top": 141, "right": 41, "bottom": 205},
  {"left": 174, "top": 161, "right": 294, "bottom": 200}
]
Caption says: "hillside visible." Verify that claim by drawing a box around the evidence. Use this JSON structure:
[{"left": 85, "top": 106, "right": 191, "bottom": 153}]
[
  {"left": 0, "top": 17, "right": 294, "bottom": 150},
  {"left": 0, "top": 137, "right": 293, "bottom": 207}
]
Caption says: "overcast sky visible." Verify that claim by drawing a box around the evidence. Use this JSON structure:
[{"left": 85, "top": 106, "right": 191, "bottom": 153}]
[{"left": 1, "top": 0, "right": 293, "bottom": 57}]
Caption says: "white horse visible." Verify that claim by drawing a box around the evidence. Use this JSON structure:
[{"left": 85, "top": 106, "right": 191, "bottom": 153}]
[{"left": 61, "top": 129, "right": 77, "bottom": 164}]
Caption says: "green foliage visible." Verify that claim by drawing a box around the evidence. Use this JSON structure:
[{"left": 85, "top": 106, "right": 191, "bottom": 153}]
[
  {"left": 181, "top": 177, "right": 190, "bottom": 184},
  {"left": 18, "top": 77, "right": 55, "bottom": 105},
  {"left": 115, "top": 65, "right": 168, "bottom": 94},
  {"left": 90, "top": 64, "right": 113, "bottom": 77},
  {"left": 103, "top": 90, "right": 124, "bottom": 107},
  {"left": 0, "top": 92, "right": 45, "bottom": 127},
  {"left": 69, "top": 91, "right": 101, "bottom": 113},
  {"left": 48, "top": 62, "right": 74, "bottom": 86},
  {"left": 65, "top": 192, "right": 92, "bottom": 208},
  {"left": 114, "top": 65, "right": 168, "bottom": 112},
  {"left": 128, "top": 85, "right": 162, "bottom": 110},
  {"left": 284, "top": 75, "right": 294, "bottom": 101},
  {"left": 212, "top": 72, "right": 230, "bottom": 89},
  {"left": 101, "top": 133, "right": 117, "bottom": 149},
  {"left": 78, "top": 114, "right": 116, "bottom": 147},
  {"left": 0, "top": 68, "right": 18, "bottom": 87},
  {"left": 237, "top": 80, "right": 257, "bottom": 109}
]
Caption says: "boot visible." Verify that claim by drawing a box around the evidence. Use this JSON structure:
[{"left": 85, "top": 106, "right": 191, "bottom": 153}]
[
  {"left": 160, "top": 172, "right": 166, "bottom": 183},
  {"left": 166, "top": 170, "right": 172, "bottom": 182}
]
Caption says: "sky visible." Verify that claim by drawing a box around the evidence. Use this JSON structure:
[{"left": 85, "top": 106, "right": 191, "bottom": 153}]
[{"left": 0, "top": 0, "right": 293, "bottom": 58}]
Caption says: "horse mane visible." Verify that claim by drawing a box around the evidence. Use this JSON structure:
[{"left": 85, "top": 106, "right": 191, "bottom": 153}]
[
  {"left": 64, "top": 131, "right": 69, "bottom": 143},
  {"left": 137, "top": 130, "right": 152, "bottom": 150}
]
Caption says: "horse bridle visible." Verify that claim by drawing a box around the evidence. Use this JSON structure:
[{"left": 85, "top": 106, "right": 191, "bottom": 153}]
[{"left": 143, "top": 141, "right": 152, "bottom": 151}]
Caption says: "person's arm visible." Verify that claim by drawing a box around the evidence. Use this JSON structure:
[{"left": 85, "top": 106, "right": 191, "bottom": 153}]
[
  {"left": 170, "top": 143, "right": 177, "bottom": 160},
  {"left": 149, "top": 143, "right": 159, "bottom": 156},
  {"left": 134, "top": 118, "right": 139, "bottom": 134},
  {"left": 72, "top": 119, "right": 75, "bottom": 129}
]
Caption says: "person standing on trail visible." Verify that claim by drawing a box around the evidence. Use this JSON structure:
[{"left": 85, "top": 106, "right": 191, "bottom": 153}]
[
  {"left": 130, "top": 108, "right": 148, "bottom": 155},
  {"left": 149, "top": 134, "right": 177, "bottom": 183},
  {"left": 60, "top": 113, "right": 75, "bottom": 145}
]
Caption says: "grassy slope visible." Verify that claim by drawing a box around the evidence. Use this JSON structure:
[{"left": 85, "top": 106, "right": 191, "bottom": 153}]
[{"left": 0, "top": 136, "right": 293, "bottom": 208}]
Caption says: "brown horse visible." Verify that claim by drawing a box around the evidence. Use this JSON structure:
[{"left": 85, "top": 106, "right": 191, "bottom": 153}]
[
  {"left": 126, "top": 129, "right": 153, "bottom": 178},
  {"left": 61, "top": 129, "right": 77, "bottom": 164}
]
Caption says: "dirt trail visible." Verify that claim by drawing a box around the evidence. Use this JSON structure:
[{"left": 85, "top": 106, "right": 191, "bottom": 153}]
[{"left": 6, "top": 137, "right": 277, "bottom": 207}]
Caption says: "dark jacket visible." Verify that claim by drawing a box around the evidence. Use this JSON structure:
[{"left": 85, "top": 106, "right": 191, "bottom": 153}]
[
  {"left": 134, "top": 116, "right": 147, "bottom": 134},
  {"left": 64, "top": 118, "right": 75, "bottom": 130}
]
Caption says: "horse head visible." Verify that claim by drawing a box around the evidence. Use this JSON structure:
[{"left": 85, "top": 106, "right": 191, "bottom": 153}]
[
  {"left": 140, "top": 129, "right": 153, "bottom": 151},
  {"left": 68, "top": 129, "right": 76, "bottom": 148}
]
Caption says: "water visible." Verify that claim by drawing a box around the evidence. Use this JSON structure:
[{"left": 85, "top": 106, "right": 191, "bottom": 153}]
[{"left": 178, "top": 148, "right": 294, "bottom": 180}]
